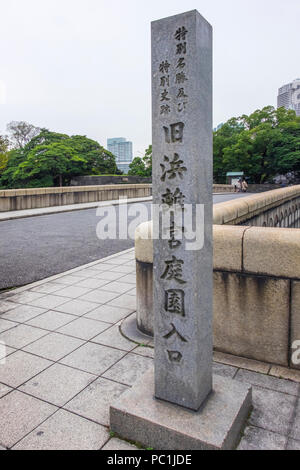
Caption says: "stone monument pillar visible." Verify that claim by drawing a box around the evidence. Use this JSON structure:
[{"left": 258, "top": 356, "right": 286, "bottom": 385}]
[
  {"left": 152, "top": 8, "right": 213, "bottom": 412},
  {"left": 110, "top": 10, "right": 252, "bottom": 450}
]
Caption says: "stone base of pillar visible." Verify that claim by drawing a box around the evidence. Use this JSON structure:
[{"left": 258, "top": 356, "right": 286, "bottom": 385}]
[{"left": 110, "top": 368, "right": 252, "bottom": 450}]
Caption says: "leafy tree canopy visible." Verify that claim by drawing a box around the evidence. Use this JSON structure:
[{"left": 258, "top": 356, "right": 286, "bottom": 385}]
[
  {"left": 0, "top": 135, "right": 9, "bottom": 175},
  {"left": 213, "top": 106, "right": 300, "bottom": 183},
  {"left": 128, "top": 145, "right": 152, "bottom": 177},
  {"left": 0, "top": 128, "right": 119, "bottom": 188}
]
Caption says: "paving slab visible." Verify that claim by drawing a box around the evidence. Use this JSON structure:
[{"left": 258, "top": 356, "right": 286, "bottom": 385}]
[
  {"left": 60, "top": 342, "right": 126, "bottom": 376},
  {"left": 286, "top": 438, "right": 300, "bottom": 450},
  {"left": 101, "top": 281, "right": 134, "bottom": 295},
  {"left": 80, "top": 290, "right": 120, "bottom": 304},
  {"left": 23, "top": 332, "right": 85, "bottom": 361},
  {"left": 1, "top": 247, "right": 300, "bottom": 450},
  {"left": 249, "top": 387, "right": 297, "bottom": 436},
  {"left": 0, "top": 345, "right": 16, "bottom": 361},
  {"left": 57, "top": 317, "right": 110, "bottom": 340},
  {"left": 127, "top": 287, "right": 136, "bottom": 296},
  {"left": 237, "top": 426, "right": 287, "bottom": 450},
  {"left": 0, "top": 301, "right": 17, "bottom": 314},
  {"left": 29, "top": 294, "right": 68, "bottom": 310},
  {"left": 19, "top": 363, "right": 96, "bottom": 407},
  {"left": 79, "top": 268, "right": 107, "bottom": 278},
  {"left": 0, "top": 383, "right": 12, "bottom": 398},
  {"left": 51, "top": 274, "right": 87, "bottom": 286},
  {"left": 26, "top": 310, "right": 77, "bottom": 331},
  {"left": 12, "top": 409, "right": 109, "bottom": 450},
  {"left": 1, "top": 305, "right": 46, "bottom": 323},
  {"left": 109, "top": 265, "right": 135, "bottom": 274},
  {"left": 92, "top": 325, "right": 137, "bottom": 352},
  {"left": 85, "top": 305, "right": 134, "bottom": 324},
  {"left": 0, "top": 319, "right": 18, "bottom": 334},
  {"left": 0, "top": 324, "right": 48, "bottom": 349},
  {"left": 72, "top": 278, "right": 110, "bottom": 289},
  {"left": 54, "top": 299, "right": 98, "bottom": 316},
  {"left": 87, "top": 264, "right": 115, "bottom": 273},
  {"left": 213, "top": 351, "right": 271, "bottom": 375},
  {"left": 108, "top": 294, "right": 136, "bottom": 310},
  {"left": 65, "top": 377, "right": 129, "bottom": 426},
  {"left": 30, "top": 282, "right": 65, "bottom": 295},
  {"left": 6, "top": 291, "right": 45, "bottom": 305},
  {"left": 235, "top": 369, "right": 299, "bottom": 396},
  {"left": 290, "top": 399, "right": 300, "bottom": 441},
  {"left": 119, "top": 274, "right": 137, "bottom": 285},
  {"left": 53, "top": 285, "right": 93, "bottom": 299},
  {"left": 133, "top": 346, "right": 155, "bottom": 359},
  {"left": 269, "top": 366, "right": 300, "bottom": 383},
  {"left": 0, "top": 390, "right": 57, "bottom": 448},
  {"left": 212, "top": 362, "right": 238, "bottom": 379},
  {"left": 95, "top": 271, "right": 127, "bottom": 281},
  {"left": 103, "top": 353, "right": 153, "bottom": 386},
  {"left": 102, "top": 259, "right": 129, "bottom": 266},
  {"left": 0, "top": 350, "right": 52, "bottom": 388}
]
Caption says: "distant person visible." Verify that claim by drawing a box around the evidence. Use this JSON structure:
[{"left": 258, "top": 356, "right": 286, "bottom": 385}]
[
  {"left": 237, "top": 178, "right": 242, "bottom": 192},
  {"left": 242, "top": 178, "right": 248, "bottom": 193}
]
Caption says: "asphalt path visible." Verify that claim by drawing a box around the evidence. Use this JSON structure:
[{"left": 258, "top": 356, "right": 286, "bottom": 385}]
[{"left": 0, "top": 193, "right": 249, "bottom": 289}]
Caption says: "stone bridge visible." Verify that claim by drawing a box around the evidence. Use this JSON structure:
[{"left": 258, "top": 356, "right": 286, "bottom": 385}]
[{"left": 134, "top": 186, "right": 300, "bottom": 371}]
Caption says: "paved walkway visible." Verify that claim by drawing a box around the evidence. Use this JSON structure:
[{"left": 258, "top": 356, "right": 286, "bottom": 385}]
[{"left": 0, "top": 248, "right": 300, "bottom": 450}]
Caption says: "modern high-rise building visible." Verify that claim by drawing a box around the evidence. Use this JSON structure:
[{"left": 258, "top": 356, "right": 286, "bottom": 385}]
[
  {"left": 107, "top": 137, "right": 133, "bottom": 174},
  {"left": 277, "top": 79, "right": 300, "bottom": 116}
]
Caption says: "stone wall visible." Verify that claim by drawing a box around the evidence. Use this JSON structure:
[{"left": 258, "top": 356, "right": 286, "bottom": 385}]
[
  {"left": 0, "top": 183, "right": 233, "bottom": 212},
  {"left": 70, "top": 175, "right": 152, "bottom": 185},
  {"left": 213, "top": 184, "right": 234, "bottom": 193},
  {"left": 247, "top": 183, "right": 283, "bottom": 193},
  {"left": 134, "top": 185, "right": 300, "bottom": 369},
  {"left": 213, "top": 185, "right": 300, "bottom": 225},
  {"left": 0, "top": 184, "right": 152, "bottom": 212}
]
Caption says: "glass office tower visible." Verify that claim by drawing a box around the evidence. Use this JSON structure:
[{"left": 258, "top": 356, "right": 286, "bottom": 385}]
[
  {"left": 278, "top": 79, "right": 300, "bottom": 117},
  {"left": 107, "top": 137, "right": 133, "bottom": 174}
]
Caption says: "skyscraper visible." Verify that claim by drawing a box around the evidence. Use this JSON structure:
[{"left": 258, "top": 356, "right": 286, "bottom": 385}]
[
  {"left": 107, "top": 137, "right": 133, "bottom": 174},
  {"left": 277, "top": 79, "right": 300, "bottom": 116}
]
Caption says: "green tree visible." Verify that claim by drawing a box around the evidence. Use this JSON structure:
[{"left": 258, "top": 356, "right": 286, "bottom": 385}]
[
  {"left": 143, "top": 145, "right": 152, "bottom": 176},
  {"left": 128, "top": 145, "right": 152, "bottom": 177},
  {"left": 273, "top": 120, "right": 300, "bottom": 179},
  {"left": 128, "top": 157, "right": 146, "bottom": 176},
  {"left": 213, "top": 106, "right": 300, "bottom": 183},
  {"left": 0, "top": 129, "right": 119, "bottom": 188},
  {"left": 0, "top": 135, "right": 9, "bottom": 175},
  {"left": 13, "top": 142, "right": 85, "bottom": 187}
]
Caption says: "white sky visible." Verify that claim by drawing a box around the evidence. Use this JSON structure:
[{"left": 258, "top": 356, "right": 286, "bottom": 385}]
[{"left": 0, "top": 0, "right": 299, "bottom": 155}]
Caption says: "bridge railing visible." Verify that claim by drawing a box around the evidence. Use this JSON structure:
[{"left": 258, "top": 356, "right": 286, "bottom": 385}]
[
  {"left": 0, "top": 184, "right": 152, "bottom": 212},
  {"left": 134, "top": 185, "right": 300, "bottom": 370}
]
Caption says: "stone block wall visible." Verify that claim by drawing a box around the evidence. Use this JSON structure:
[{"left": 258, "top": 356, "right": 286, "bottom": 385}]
[
  {"left": 134, "top": 186, "right": 300, "bottom": 369},
  {"left": 0, "top": 184, "right": 152, "bottom": 212}
]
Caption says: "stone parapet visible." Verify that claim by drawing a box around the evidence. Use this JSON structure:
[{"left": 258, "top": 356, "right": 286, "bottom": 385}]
[
  {"left": 0, "top": 184, "right": 152, "bottom": 212},
  {"left": 213, "top": 185, "right": 300, "bottom": 225},
  {"left": 134, "top": 186, "right": 300, "bottom": 369}
]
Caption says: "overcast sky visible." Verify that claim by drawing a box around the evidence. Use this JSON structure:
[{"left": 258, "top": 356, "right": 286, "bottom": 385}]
[{"left": 0, "top": 0, "right": 299, "bottom": 155}]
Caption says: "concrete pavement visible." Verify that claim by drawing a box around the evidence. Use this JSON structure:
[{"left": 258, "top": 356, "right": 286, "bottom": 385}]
[{"left": 0, "top": 248, "right": 299, "bottom": 450}]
